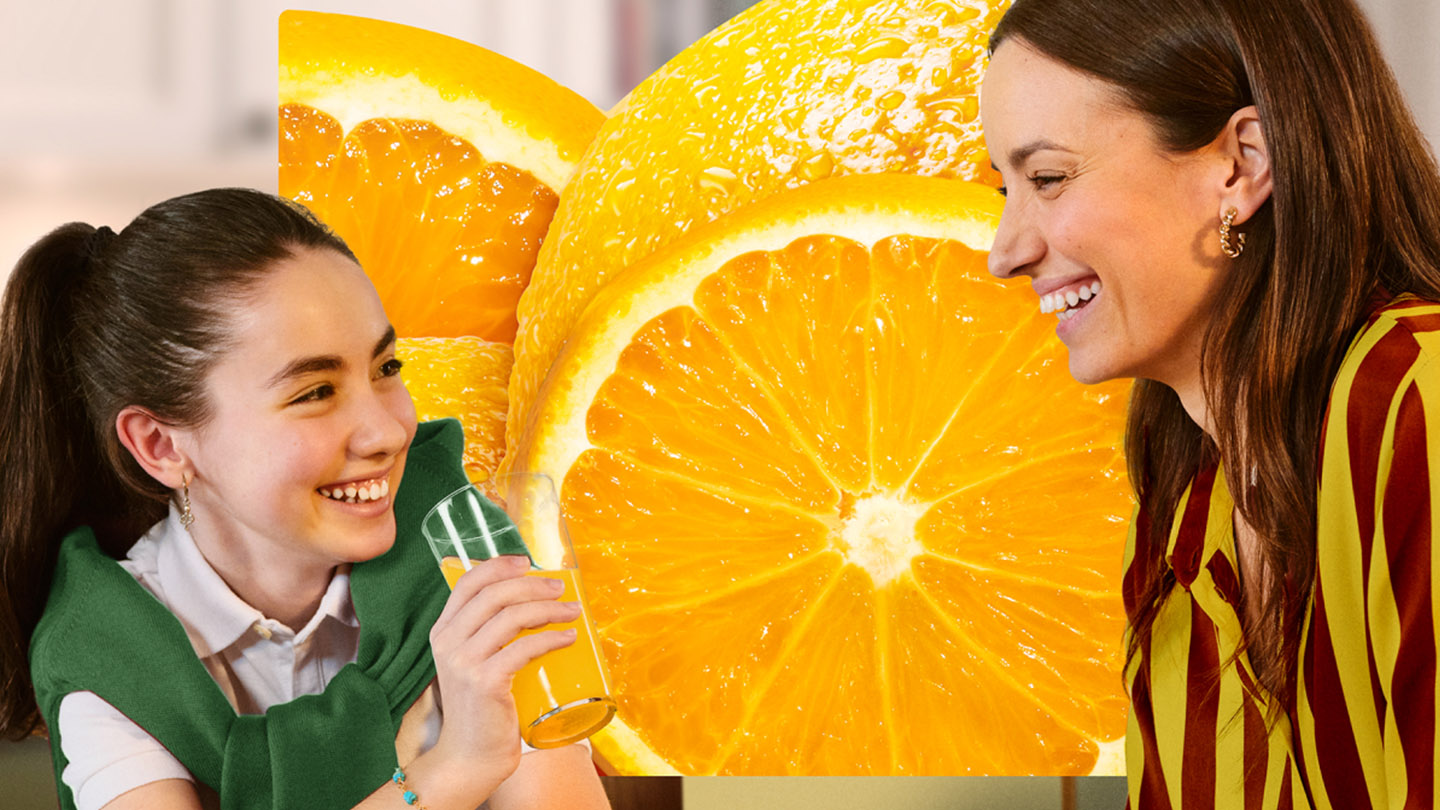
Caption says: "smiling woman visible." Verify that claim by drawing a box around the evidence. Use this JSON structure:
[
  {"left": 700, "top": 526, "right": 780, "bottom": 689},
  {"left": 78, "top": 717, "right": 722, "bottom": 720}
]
[
  {"left": 0, "top": 189, "right": 609, "bottom": 810},
  {"left": 980, "top": 0, "right": 1440, "bottom": 807}
]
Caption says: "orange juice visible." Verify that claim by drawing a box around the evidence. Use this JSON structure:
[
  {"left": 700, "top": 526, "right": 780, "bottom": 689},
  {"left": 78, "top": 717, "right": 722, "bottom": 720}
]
[{"left": 438, "top": 557, "right": 615, "bottom": 747}]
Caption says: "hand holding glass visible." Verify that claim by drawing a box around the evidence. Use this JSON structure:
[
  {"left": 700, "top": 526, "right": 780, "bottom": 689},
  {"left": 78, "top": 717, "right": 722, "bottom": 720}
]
[{"left": 422, "top": 473, "right": 615, "bottom": 748}]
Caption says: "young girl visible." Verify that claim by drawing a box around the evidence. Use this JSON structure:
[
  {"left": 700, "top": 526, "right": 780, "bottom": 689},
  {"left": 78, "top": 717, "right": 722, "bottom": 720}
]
[
  {"left": 0, "top": 188, "right": 610, "bottom": 810},
  {"left": 982, "top": 0, "right": 1440, "bottom": 807}
]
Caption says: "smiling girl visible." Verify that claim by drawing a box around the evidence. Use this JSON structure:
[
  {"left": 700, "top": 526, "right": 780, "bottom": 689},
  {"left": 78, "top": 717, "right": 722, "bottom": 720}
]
[
  {"left": 981, "top": 0, "right": 1440, "bottom": 807},
  {"left": 0, "top": 189, "right": 609, "bottom": 810}
]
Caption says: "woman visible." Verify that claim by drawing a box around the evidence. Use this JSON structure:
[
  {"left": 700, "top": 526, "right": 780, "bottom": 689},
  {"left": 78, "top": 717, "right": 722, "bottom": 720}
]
[
  {"left": 0, "top": 189, "right": 610, "bottom": 810},
  {"left": 982, "top": 0, "right": 1440, "bottom": 807}
]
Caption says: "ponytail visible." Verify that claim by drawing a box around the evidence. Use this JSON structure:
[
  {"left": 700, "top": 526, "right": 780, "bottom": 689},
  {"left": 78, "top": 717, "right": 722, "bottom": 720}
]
[
  {"left": 0, "top": 189, "right": 353, "bottom": 738},
  {"left": 0, "top": 224, "right": 138, "bottom": 737}
]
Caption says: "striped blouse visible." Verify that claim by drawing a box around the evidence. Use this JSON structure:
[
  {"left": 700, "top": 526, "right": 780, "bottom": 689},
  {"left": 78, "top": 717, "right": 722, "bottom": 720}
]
[{"left": 1123, "top": 295, "right": 1440, "bottom": 809}]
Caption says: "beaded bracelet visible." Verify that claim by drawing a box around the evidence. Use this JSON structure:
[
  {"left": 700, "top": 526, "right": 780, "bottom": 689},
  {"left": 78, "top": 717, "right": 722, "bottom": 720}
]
[{"left": 391, "top": 767, "right": 429, "bottom": 809}]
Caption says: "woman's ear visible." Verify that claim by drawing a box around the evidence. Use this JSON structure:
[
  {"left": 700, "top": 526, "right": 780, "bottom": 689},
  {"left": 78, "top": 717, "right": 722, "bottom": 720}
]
[
  {"left": 115, "top": 406, "right": 191, "bottom": 489},
  {"left": 1218, "top": 105, "right": 1273, "bottom": 223}
]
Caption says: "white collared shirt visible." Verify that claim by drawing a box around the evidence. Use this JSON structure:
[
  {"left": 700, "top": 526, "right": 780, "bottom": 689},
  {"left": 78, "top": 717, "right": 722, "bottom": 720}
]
[{"left": 56, "top": 508, "right": 421, "bottom": 810}]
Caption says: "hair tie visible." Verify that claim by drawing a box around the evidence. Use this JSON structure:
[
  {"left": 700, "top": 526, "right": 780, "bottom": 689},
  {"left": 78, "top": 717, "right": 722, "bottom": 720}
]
[{"left": 86, "top": 225, "right": 116, "bottom": 257}]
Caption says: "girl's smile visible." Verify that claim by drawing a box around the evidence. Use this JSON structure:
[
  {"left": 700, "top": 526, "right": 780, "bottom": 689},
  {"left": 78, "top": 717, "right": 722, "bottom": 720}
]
[{"left": 170, "top": 246, "right": 418, "bottom": 618}]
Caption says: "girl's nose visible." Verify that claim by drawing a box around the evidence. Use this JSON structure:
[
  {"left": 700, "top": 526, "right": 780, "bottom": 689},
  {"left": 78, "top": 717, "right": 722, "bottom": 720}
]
[{"left": 350, "top": 388, "right": 413, "bottom": 460}]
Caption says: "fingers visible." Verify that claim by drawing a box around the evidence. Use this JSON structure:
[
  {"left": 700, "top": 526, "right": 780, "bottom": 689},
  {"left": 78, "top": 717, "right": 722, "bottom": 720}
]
[
  {"left": 456, "top": 599, "right": 582, "bottom": 659},
  {"left": 488, "top": 627, "right": 580, "bottom": 676},
  {"left": 434, "top": 555, "right": 531, "bottom": 627},
  {"left": 435, "top": 609, "right": 582, "bottom": 696},
  {"left": 434, "top": 573, "right": 570, "bottom": 643}
]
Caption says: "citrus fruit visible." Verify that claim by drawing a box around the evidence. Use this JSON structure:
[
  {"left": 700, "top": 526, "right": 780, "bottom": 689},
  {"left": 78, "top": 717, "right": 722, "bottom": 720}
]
[
  {"left": 397, "top": 337, "right": 512, "bottom": 482},
  {"left": 508, "top": 173, "right": 1132, "bottom": 775},
  {"left": 278, "top": 10, "right": 604, "bottom": 343},
  {"left": 507, "top": 0, "right": 1010, "bottom": 460}
]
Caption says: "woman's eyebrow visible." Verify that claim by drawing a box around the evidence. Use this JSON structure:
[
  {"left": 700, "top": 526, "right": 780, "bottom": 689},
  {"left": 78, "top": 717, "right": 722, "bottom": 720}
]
[{"left": 1000, "top": 138, "right": 1073, "bottom": 170}]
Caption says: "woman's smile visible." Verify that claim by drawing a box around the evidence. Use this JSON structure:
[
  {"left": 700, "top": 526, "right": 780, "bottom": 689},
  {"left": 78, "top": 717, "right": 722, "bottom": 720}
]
[{"left": 981, "top": 40, "right": 1230, "bottom": 391}]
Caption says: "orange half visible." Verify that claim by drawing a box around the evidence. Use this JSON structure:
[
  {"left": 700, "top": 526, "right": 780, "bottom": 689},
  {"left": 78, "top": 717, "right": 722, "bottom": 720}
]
[
  {"left": 279, "top": 10, "right": 603, "bottom": 342},
  {"left": 511, "top": 174, "right": 1131, "bottom": 775}
]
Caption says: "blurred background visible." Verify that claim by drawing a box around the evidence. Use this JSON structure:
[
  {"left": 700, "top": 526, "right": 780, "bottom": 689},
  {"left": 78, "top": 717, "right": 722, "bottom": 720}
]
[
  {"left": 2, "top": 0, "right": 1436, "bottom": 279},
  {"left": 1, "top": 0, "right": 1436, "bottom": 807}
]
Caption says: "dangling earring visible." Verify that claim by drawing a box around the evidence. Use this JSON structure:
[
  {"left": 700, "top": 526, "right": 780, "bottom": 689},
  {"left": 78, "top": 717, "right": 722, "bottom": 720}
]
[
  {"left": 1220, "top": 207, "right": 1246, "bottom": 259},
  {"left": 179, "top": 474, "right": 195, "bottom": 529}
]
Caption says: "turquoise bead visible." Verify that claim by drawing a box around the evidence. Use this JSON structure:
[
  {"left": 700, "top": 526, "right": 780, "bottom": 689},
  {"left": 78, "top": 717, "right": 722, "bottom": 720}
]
[{"left": 404, "top": 790, "right": 418, "bottom": 805}]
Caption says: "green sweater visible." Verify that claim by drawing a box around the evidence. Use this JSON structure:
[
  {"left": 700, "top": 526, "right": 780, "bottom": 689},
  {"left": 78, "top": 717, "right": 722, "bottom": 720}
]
[{"left": 30, "top": 419, "right": 475, "bottom": 810}]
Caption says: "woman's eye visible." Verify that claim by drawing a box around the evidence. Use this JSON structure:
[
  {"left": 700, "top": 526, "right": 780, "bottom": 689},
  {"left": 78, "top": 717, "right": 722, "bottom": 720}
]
[
  {"left": 290, "top": 384, "right": 335, "bottom": 405},
  {"left": 1030, "top": 173, "right": 1065, "bottom": 190},
  {"left": 997, "top": 185, "right": 1008, "bottom": 197},
  {"left": 377, "top": 358, "right": 404, "bottom": 378}
]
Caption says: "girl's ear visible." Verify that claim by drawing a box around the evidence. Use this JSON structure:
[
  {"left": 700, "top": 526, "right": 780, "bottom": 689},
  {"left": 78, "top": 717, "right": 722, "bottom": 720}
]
[
  {"left": 1217, "top": 105, "right": 1273, "bottom": 224},
  {"left": 115, "top": 407, "right": 191, "bottom": 489}
]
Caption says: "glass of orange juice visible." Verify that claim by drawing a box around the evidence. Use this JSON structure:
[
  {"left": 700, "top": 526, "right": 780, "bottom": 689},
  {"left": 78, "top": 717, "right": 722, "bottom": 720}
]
[{"left": 421, "top": 473, "right": 616, "bottom": 748}]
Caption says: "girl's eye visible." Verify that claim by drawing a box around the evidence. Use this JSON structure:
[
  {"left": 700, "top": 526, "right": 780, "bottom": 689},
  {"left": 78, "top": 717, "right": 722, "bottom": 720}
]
[
  {"left": 290, "top": 384, "right": 335, "bottom": 405},
  {"left": 377, "top": 357, "right": 404, "bottom": 378}
]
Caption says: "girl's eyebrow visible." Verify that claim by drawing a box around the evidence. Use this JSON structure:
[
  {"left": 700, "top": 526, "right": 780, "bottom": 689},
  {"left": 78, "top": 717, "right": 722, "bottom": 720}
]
[
  {"left": 266, "top": 325, "right": 397, "bottom": 389},
  {"left": 372, "top": 325, "right": 397, "bottom": 358}
]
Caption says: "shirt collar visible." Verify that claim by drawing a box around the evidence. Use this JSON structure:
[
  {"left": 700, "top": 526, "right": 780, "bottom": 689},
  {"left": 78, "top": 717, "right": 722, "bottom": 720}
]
[{"left": 148, "top": 506, "right": 358, "bottom": 656}]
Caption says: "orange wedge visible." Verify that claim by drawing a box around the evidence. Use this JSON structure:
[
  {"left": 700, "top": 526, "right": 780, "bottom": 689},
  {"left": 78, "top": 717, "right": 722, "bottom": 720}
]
[
  {"left": 397, "top": 337, "right": 512, "bottom": 482},
  {"left": 278, "top": 10, "right": 603, "bottom": 342},
  {"left": 509, "top": 174, "right": 1131, "bottom": 775},
  {"left": 507, "top": 0, "right": 1009, "bottom": 461}
]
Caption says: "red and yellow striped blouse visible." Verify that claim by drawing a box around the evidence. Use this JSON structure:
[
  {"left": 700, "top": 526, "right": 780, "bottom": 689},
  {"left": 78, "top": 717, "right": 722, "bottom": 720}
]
[{"left": 1123, "top": 295, "right": 1440, "bottom": 810}]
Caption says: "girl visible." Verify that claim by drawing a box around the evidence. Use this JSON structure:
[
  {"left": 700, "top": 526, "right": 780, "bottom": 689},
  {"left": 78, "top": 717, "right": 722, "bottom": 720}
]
[
  {"left": 982, "top": 0, "right": 1440, "bottom": 806},
  {"left": 0, "top": 188, "right": 610, "bottom": 810}
]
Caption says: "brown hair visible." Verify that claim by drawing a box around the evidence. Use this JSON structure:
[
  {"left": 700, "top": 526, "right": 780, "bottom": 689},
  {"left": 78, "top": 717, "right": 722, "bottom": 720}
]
[
  {"left": 0, "top": 189, "right": 354, "bottom": 738},
  {"left": 991, "top": 0, "right": 1440, "bottom": 711}
]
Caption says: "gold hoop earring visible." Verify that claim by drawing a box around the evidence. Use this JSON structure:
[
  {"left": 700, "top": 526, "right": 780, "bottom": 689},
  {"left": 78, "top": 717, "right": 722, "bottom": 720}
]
[
  {"left": 1220, "top": 207, "right": 1246, "bottom": 259},
  {"left": 179, "top": 475, "right": 195, "bottom": 529}
]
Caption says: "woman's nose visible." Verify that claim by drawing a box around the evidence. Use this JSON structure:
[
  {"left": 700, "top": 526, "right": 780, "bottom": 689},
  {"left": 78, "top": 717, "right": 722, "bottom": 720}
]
[{"left": 987, "top": 200, "right": 1044, "bottom": 279}]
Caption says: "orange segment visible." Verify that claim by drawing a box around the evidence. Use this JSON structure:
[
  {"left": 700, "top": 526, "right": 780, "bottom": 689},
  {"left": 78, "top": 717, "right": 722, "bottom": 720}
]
[
  {"left": 397, "top": 336, "right": 512, "bottom": 482},
  {"left": 507, "top": 0, "right": 1010, "bottom": 464},
  {"left": 281, "top": 105, "right": 557, "bottom": 341},
  {"left": 278, "top": 11, "right": 603, "bottom": 341},
  {"left": 511, "top": 174, "right": 1131, "bottom": 775}
]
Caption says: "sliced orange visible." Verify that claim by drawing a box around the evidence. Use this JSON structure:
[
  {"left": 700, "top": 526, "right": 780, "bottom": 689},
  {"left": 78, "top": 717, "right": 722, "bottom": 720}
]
[
  {"left": 508, "top": 0, "right": 1009, "bottom": 460},
  {"left": 397, "top": 337, "right": 512, "bottom": 483},
  {"left": 278, "top": 10, "right": 604, "bottom": 342},
  {"left": 510, "top": 174, "right": 1131, "bottom": 775}
]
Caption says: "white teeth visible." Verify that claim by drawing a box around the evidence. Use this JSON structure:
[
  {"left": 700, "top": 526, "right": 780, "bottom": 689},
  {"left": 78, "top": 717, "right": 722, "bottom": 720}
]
[
  {"left": 319, "top": 478, "right": 389, "bottom": 503},
  {"left": 1040, "top": 280, "right": 1104, "bottom": 317}
]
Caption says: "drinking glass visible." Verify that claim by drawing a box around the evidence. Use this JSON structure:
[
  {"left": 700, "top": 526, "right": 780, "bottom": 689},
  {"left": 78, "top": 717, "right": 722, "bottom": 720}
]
[{"left": 422, "top": 473, "right": 616, "bottom": 748}]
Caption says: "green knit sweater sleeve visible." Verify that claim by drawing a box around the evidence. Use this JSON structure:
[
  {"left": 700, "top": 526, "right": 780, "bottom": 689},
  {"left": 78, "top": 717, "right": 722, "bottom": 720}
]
[{"left": 30, "top": 419, "right": 480, "bottom": 810}]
